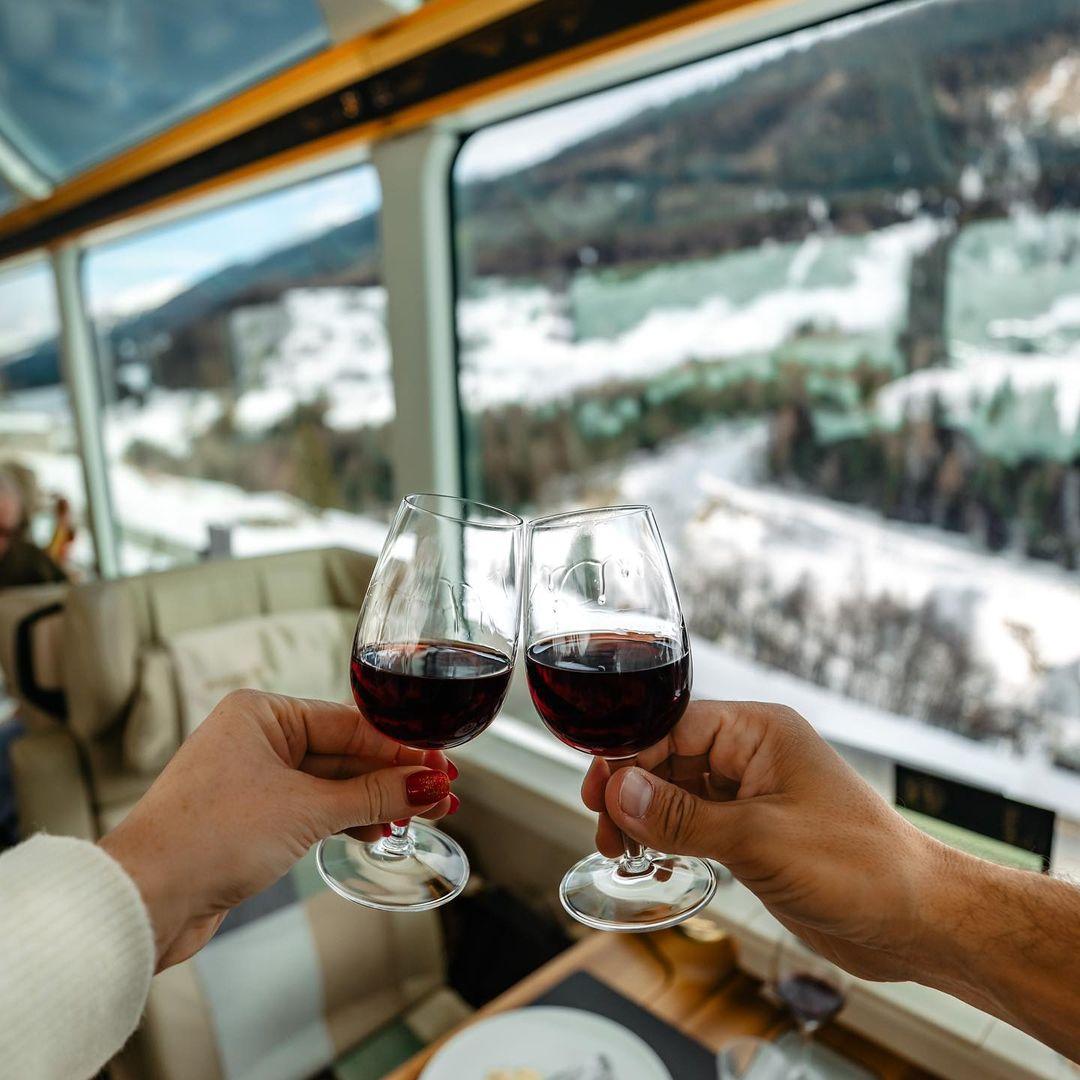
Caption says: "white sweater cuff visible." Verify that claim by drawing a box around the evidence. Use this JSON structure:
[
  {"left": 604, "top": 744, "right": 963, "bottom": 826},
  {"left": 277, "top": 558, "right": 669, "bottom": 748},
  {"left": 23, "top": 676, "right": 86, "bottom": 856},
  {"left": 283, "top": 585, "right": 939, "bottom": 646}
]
[{"left": 0, "top": 833, "right": 155, "bottom": 1080}]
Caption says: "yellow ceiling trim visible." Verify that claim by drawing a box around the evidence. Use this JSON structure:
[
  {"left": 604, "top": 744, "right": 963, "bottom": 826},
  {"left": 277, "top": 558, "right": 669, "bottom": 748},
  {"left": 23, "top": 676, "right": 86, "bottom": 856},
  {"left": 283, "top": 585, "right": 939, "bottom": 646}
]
[
  {"left": 7, "top": 0, "right": 788, "bottom": 251},
  {"left": 0, "top": 0, "right": 541, "bottom": 239}
]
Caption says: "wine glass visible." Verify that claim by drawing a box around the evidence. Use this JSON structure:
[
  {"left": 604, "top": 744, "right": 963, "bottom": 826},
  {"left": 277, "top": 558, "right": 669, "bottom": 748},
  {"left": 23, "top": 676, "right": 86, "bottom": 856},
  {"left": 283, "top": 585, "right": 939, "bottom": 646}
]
[
  {"left": 774, "top": 936, "right": 849, "bottom": 1079},
  {"left": 718, "top": 1037, "right": 789, "bottom": 1080},
  {"left": 523, "top": 505, "right": 716, "bottom": 931},
  {"left": 316, "top": 493, "right": 523, "bottom": 911}
]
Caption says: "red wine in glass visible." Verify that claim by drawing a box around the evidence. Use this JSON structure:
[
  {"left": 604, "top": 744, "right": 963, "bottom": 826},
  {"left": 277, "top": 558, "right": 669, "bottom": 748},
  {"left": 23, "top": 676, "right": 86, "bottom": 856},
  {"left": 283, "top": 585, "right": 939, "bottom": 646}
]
[
  {"left": 775, "top": 973, "right": 845, "bottom": 1029},
  {"left": 525, "top": 631, "right": 690, "bottom": 757},
  {"left": 351, "top": 639, "right": 513, "bottom": 750}
]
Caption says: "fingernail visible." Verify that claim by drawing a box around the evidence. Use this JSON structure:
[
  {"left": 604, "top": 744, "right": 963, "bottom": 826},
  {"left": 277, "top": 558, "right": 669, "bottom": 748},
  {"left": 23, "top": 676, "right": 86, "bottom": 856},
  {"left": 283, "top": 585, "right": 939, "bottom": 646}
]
[
  {"left": 392, "top": 818, "right": 410, "bottom": 828},
  {"left": 447, "top": 759, "right": 459, "bottom": 781},
  {"left": 619, "top": 768, "right": 653, "bottom": 819},
  {"left": 406, "top": 769, "right": 450, "bottom": 806},
  {"left": 379, "top": 823, "right": 392, "bottom": 837},
  {"left": 447, "top": 792, "right": 460, "bottom": 815}
]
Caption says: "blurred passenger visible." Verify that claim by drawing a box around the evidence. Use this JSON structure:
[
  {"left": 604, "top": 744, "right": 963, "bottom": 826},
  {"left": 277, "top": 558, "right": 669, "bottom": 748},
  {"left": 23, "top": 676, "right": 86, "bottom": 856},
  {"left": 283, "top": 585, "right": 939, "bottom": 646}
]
[
  {"left": 0, "top": 468, "right": 68, "bottom": 588},
  {"left": 585, "top": 701, "right": 1080, "bottom": 1061},
  {"left": 0, "top": 690, "right": 455, "bottom": 1080}
]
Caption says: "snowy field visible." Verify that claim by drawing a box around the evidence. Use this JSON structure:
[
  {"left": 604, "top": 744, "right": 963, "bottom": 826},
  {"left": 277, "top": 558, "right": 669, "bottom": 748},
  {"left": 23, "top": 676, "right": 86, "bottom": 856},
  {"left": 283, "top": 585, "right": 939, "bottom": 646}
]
[
  {"left": 602, "top": 422, "right": 1080, "bottom": 766},
  {"left": 5, "top": 209, "right": 1080, "bottom": 799}
]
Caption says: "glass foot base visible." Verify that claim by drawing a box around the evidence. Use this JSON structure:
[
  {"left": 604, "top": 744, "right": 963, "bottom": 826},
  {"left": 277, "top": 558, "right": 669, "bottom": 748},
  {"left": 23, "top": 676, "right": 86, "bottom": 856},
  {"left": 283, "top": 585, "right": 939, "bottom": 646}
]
[
  {"left": 316, "top": 823, "right": 468, "bottom": 912},
  {"left": 559, "top": 850, "right": 717, "bottom": 932},
  {"left": 773, "top": 1032, "right": 874, "bottom": 1079}
]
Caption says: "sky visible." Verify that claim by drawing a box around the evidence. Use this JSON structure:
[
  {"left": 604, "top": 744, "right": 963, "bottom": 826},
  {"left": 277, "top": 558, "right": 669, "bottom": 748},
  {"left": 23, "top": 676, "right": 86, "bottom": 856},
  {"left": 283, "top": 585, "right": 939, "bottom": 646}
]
[
  {"left": 85, "top": 164, "right": 382, "bottom": 319},
  {"left": 0, "top": 259, "right": 58, "bottom": 358},
  {"left": 0, "top": 164, "right": 381, "bottom": 360}
]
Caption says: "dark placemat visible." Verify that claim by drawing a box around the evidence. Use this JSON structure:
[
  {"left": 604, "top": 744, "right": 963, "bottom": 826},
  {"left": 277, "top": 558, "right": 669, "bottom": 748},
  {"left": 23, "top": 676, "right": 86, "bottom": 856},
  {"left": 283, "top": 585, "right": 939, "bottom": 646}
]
[{"left": 531, "top": 970, "right": 716, "bottom": 1079}]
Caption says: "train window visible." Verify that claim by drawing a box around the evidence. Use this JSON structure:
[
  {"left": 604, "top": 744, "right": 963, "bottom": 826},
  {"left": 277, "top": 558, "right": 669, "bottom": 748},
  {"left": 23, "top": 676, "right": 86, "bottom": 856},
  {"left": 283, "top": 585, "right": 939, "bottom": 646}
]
[
  {"left": 0, "top": 0, "right": 328, "bottom": 180},
  {"left": 83, "top": 163, "right": 392, "bottom": 571},
  {"left": 453, "top": 0, "right": 1080, "bottom": 777}
]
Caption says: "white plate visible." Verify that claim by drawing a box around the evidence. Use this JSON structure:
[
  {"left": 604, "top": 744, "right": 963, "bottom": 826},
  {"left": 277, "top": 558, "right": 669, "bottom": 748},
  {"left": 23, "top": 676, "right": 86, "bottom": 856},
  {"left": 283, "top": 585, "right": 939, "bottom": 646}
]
[{"left": 420, "top": 1005, "right": 673, "bottom": 1080}]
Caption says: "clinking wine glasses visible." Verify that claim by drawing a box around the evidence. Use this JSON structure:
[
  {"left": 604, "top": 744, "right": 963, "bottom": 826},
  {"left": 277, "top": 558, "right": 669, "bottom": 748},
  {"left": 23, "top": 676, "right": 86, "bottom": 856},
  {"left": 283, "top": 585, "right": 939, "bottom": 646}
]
[
  {"left": 523, "top": 505, "right": 717, "bottom": 931},
  {"left": 316, "top": 494, "right": 523, "bottom": 911}
]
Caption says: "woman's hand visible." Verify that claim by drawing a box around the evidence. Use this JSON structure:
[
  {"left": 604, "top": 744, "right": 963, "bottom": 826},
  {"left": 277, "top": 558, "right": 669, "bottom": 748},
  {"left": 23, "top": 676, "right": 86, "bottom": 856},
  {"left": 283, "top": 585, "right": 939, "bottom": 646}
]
[{"left": 101, "top": 690, "right": 454, "bottom": 970}]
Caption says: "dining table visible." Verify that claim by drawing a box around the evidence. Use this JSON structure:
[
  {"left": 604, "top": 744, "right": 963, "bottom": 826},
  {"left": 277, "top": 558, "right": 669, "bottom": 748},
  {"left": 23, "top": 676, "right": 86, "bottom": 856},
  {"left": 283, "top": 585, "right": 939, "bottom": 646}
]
[{"left": 385, "top": 925, "right": 937, "bottom": 1079}]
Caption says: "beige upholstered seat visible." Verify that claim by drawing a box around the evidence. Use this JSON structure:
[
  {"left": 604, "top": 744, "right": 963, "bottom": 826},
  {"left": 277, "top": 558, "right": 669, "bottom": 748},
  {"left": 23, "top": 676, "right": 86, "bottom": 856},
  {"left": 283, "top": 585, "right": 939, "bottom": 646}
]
[
  {"left": 1, "top": 547, "right": 373, "bottom": 837},
  {"left": 0, "top": 547, "right": 470, "bottom": 1080}
]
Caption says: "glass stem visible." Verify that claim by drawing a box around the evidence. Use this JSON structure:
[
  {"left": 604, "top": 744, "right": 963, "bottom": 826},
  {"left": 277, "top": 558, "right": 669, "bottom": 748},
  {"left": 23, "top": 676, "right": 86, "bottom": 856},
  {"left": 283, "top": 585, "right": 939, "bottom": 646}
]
[
  {"left": 607, "top": 758, "right": 653, "bottom": 876},
  {"left": 792, "top": 1021, "right": 816, "bottom": 1080},
  {"left": 377, "top": 820, "right": 414, "bottom": 858}
]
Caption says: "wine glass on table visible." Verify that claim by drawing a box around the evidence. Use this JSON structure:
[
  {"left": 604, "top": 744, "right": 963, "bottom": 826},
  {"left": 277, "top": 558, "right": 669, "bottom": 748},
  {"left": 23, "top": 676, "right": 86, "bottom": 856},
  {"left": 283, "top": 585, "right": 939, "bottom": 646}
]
[
  {"left": 523, "top": 505, "right": 716, "bottom": 931},
  {"left": 774, "top": 937, "right": 849, "bottom": 1079},
  {"left": 316, "top": 493, "right": 523, "bottom": 911}
]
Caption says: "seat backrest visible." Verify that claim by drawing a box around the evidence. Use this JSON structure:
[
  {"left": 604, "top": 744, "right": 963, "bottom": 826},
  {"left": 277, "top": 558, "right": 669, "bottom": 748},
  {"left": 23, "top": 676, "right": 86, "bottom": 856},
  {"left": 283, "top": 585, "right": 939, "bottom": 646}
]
[
  {"left": 8, "top": 547, "right": 374, "bottom": 831},
  {"left": 61, "top": 546, "right": 374, "bottom": 744}
]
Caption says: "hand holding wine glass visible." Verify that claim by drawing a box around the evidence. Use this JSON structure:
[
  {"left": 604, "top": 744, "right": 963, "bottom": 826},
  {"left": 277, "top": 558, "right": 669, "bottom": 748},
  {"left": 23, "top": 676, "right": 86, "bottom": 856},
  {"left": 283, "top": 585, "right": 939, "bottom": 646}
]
[
  {"left": 582, "top": 699, "right": 1080, "bottom": 1061},
  {"left": 581, "top": 700, "right": 932, "bottom": 978}
]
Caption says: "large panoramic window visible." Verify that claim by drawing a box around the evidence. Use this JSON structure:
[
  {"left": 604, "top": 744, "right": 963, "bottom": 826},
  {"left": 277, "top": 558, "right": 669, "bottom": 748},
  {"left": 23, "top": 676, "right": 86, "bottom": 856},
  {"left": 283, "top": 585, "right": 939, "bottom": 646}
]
[
  {"left": 453, "top": 0, "right": 1080, "bottom": 780},
  {"left": 83, "top": 163, "right": 392, "bottom": 572},
  {"left": 0, "top": 259, "right": 90, "bottom": 573}
]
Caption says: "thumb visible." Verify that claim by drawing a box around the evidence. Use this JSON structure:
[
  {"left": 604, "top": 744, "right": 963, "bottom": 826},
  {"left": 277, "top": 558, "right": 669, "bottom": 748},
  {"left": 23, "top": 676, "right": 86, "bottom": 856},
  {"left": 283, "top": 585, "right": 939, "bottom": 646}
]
[
  {"left": 605, "top": 767, "right": 741, "bottom": 861},
  {"left": 317, "top": 766, "right": 450, "bottom": 835}
]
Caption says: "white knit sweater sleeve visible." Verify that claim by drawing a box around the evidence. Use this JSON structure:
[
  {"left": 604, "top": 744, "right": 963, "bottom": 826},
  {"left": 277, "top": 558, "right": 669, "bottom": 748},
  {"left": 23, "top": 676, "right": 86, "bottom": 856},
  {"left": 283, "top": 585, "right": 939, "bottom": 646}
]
[{"left": 0, "top": 834, "right": 155, "bottom": 1080}]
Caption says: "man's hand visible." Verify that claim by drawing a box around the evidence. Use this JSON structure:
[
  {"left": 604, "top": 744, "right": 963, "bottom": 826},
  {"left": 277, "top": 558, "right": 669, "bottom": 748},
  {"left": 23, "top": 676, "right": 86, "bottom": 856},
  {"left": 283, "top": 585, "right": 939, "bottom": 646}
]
[
  {"left": 583, "top": 700, "right": 1080, "bottom": 1060},
  {"left": 583, "top": 700, "right": 933, "bottom": 982},
  {"left": 101, "top": 690, "right": 455, "bottom": 970}
]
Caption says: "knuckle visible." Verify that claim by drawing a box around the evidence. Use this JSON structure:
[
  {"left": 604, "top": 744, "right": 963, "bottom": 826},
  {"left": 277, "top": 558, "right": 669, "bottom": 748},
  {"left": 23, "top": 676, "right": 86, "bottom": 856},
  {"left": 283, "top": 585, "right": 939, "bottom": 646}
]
[
  {"left": 659, "top": 786, "right": 694, "bottom": 843},
  {"left": 361, "top": 778, "right": 390, "bottom": 825},
  {"left": 223, "top": 687, "right": 261, "bottom": 708},
  {"left": 764, "top": 702, "right": 810, "bottom": 739},
  {"left": 769, "top": 702, "right": 804, "bottom": 726}
]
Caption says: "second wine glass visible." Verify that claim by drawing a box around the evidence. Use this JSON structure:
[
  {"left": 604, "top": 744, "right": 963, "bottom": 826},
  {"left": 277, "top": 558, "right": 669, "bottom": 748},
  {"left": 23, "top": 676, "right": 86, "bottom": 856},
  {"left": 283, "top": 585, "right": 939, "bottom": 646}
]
[
  {"left": 317, "top": 493, "right": 523, "bottom": 912},
  {"left": 774, "top": 936, "right": 849, "bottom": 1080},
  {"left": 524, "top": 505, "right": 716, "bottom": 931}
]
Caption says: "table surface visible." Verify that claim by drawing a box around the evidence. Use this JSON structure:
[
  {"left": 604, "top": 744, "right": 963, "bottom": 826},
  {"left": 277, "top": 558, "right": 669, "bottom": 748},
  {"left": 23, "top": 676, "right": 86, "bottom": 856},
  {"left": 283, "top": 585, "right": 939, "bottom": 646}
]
[{"left": 385, "top": 928, "right": 937, "bottom": 1079}]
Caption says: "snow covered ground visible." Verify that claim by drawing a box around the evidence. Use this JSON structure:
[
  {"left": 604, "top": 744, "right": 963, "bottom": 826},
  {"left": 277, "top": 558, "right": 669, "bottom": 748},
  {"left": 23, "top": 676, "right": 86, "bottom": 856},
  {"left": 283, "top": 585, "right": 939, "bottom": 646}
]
[
  {"left": 597, "top": 421, "right": 1080, "bottom": 807},
  {"left": 15, "top": 447, "right": 387, "bottom": 575},
  {"left": 458, "top": 218, "right": 941, "bottom": 411},
  {"left": 87, "top": 217, "right": 940, "bottom": 464},
  {"left": 611, "top": 422, "right": 1080, "bottom": 695},
  {"left": 5, "top": 207, "right": 1080, "bottom": 798},
  {"left": 230, "top": 286, "right": 393, "bottom": 435}
]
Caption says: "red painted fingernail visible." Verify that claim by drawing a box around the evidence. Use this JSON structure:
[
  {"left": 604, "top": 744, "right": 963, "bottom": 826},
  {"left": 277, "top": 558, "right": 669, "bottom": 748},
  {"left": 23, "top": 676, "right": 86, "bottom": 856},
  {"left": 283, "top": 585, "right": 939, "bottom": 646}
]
[
  {"left": 406, "top": 768, "right": 450, "bottom": 806},
  {"left": 447, "top": 792, "right": 460, "bottom": 815},
  {"left": 393, "top": 818, "right": 410, "bottom": 828},
  {"left": 447, "top": 759, "right": 459, "bottom": 781},
  {"left": 379, "top": 823, "right": 392, "bottom": 837}
]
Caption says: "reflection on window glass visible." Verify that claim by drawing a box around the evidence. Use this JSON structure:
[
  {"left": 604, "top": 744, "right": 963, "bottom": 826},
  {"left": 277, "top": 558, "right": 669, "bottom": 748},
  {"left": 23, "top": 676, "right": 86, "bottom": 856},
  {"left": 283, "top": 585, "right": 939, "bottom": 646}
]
[
  {"left": 83, "top": 164, "right": 392, "bottom": 572},
  {"left": 453, "top": 0, "right": 1080, "bottom": 775},
  {"left": 0, "top": 259, "right": 90, "bottom": 578},
  {"left": 0, "top": 0, "right": 328, "bottom": 180}
]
